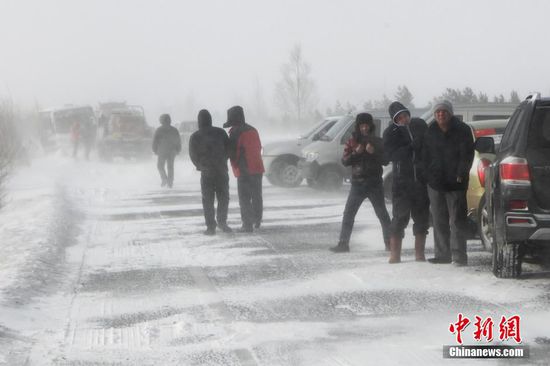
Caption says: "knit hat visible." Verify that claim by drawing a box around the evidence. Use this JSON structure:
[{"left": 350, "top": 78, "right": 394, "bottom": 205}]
[
  {"left": 197, "top": 109, "right": 212, "bottom": 129},
  {"left": 388, "top": 101, "right": 411, "bottom": 123},
  {"left": 159, "top": 113, "right": 171, "bottom": 125},
  {"left": 223, "top": 105, "right": 245, "bottom": 128},
  {"left": 433, "top": 100, "right": 454, "bottom": 116}
]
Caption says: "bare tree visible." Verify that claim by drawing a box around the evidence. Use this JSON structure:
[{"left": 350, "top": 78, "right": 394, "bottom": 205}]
[{"left": 275, "top": 44, "right": 318, "bottom": 125}]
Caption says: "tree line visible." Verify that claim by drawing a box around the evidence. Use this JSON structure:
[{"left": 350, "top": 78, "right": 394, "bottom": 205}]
[{"left": 274, "top": 44, "right": 523, "bottom": 126}]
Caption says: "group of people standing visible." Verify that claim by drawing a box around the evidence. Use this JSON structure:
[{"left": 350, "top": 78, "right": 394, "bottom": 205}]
[
  {"left": 152, "top": 106, "right": 264, "bottom": 234},
  {"left": 152, "top": 100, "right": 474, "bottom": 266},
  {"left": 330, "top": 100, "right": 474, "bottom": 267}
]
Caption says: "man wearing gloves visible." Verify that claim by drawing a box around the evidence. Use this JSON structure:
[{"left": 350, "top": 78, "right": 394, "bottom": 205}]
[
  {"left": 189, "top": 109, "right": 232, "bottom": 235},
  {"left": 422, "top": 100, "right": 474, "bottom": 266},
  {"left": 330, "top": 113, "right": 391, "bottom": 253},
  {"left": 383, "top": 102, "right": 430, "bottom": 263}
]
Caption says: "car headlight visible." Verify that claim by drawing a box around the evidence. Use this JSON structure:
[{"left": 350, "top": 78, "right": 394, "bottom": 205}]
[{"left": 304, "top": 151, "right": 319, "bottom": 162}]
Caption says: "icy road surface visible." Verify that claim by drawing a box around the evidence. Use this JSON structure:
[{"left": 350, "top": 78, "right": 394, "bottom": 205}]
[{"left": 1, "top": 156, "right": 549, "bottom": 365}]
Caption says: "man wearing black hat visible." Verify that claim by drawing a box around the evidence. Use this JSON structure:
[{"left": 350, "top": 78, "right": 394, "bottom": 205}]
[
  {"left": 330, "top": 113, "right": 391, "bottom": 253},
  {"left": 383, "top": 101, "right": 430, "bottom": 263},
  {"left": 223, "top": 106, "right": 264, "bottom": 233},
  {"left": 189, "top": 109, "right": 232, "bottom": 235},
  {"left": 152, "top": 113, "right": 181, "bottom": 188},
  {"left": 422, "top": 100, "right": 474, "bottom": 266}
]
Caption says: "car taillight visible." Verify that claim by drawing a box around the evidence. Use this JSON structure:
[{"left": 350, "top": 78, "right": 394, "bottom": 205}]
[
  {"left": 508, "top": 200, "right": 528, "bottom": 210},
  {"left": 499, "top": 157, "right": 531, "bottom": 185},
  {"left": 477, "top": 158, "right": 491, "bottom": 187},
  {"left": 474, "top": 128, "right": 496, "bottom": 138}
]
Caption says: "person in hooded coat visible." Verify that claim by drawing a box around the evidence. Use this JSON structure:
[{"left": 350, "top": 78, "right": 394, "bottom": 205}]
[
  {"left": 223, "top": 106, "right": 264, "bottom": 233},
  {"left": 383, "top": 101, "right": 430, "bottom": 263},
  {"left": 189, "top": 109, "right": 232, "bottom": 235},
  {"left": 330, "top": 113, "right": 391, "bottom": 253},
  {"left": 152, "top": 113, "right": 181, "bottom": 188}
]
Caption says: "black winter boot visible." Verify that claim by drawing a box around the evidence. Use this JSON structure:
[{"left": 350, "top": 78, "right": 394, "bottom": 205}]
[{"left": 330, "top": 241, "right": 350, "bottom": 253}]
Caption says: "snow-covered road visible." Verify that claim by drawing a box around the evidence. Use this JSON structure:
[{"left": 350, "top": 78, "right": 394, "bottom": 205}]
[{"left": 1, "top": 156, "right": 549, "bottom": 365}]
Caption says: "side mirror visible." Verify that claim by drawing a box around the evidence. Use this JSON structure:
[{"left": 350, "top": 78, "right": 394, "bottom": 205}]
[{"left": 475, "top": 136, "right": 495, "bottom": 154}]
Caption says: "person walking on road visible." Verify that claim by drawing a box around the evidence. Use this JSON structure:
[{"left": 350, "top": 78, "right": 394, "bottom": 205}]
[
  {"left": 383, "top": 101, "right": 430, "bottom": 263},
  {"left": 223, "top": 106, "right": 264, "bottom": 233},
  {"left": 189, "top": 109, "right": 233, "bottom": 235},
  {"left": 330, "top": 113, "right": 391, "bottom": 253},
  {"left": 422, "top": 100, "right": 474, "bottom": 266},
  {"left": 152, "top": 113, "right": 181, "bottom": 188}
]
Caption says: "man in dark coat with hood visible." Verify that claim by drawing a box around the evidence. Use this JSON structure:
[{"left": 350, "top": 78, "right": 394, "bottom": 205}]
[
  {"left": 189, "top": 109, "right": 232, "bottom": 235},
  {"left": 383, "top": 101, "right": 430, "bottom": 263},
  {"left": 223, "top": 106, "right": 264, "bottom": 233},
  {"left": 330, "top": 113, "right": 391, "bottom": 253},
  {"left": 152, "top": 114, "right": 181, "bottom": 188},
  {"left": 422, "top": 100, "right": 474, "bottom": 266}
]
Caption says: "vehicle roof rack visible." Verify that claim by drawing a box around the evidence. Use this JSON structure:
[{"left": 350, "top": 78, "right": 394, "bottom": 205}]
[{"left": 525, "top": 92, "right": 541, "bottom": 101}]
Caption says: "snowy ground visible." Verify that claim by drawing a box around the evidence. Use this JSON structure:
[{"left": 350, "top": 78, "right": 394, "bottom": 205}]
[{"left": 1, "top": 154, "right": 550, "bottom": 365}]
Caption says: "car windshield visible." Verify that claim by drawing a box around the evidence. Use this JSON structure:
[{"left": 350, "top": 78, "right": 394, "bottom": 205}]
[
  {"left": 300, "top": 118, "right": 334, "bottom": 139},
  {"left": 318, "top": 115, "right": 354, "bottom": 141}
]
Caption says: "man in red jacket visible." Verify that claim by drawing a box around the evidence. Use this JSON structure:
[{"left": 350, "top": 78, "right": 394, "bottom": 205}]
[{"left": 223, "top": 106, "right": 265, "bottom": 232}]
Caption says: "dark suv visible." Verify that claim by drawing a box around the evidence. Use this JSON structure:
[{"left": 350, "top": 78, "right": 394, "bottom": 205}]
[{"left": 479, "top": 93, "right": 550, "bottom": 278}]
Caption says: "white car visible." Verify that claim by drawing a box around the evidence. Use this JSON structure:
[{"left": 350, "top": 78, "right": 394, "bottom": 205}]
[{"left": 262, "top": 116, "right": 341, "bottom": 187}]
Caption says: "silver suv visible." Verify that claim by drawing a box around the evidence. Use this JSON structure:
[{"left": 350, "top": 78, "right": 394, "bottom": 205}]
[{"left": 262, "top": 116, "right": 340, "bottom": 187}]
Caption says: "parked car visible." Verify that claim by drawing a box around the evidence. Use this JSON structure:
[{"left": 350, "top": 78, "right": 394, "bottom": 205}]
[
  {"left": 97, "top": 106, "right": 153, "bottom": 160},
  {"left": 465, "top": 119, "right": 509, "bottom": 246},
  {"left": 298, "top": 113, "right": 386, "bottom": 190},
  {"left": 262, "top": 116, "right": 341, "bottom": 187},
  {"left": 479, "top": 93, "right": 550, "bottom": 278},
  {"left": 382, "top": 103, "right": 518, "bottom": 200}
]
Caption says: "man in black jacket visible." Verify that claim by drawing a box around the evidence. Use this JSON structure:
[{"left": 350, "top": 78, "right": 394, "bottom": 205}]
[
  {"left": 383, "top": 102, "right": 430, "bottom": 263},
  {"left": 189, "top": 109, "right": 232, "bottom": 235},
  {"left": 330, "top": 113, "right": 391, "bottom": 253},
  {"left": 152, "top": 114, "right": 181, "bottom": 188},
  {"left": 422, "top": 100, "right": 474, "bottom": 266}
]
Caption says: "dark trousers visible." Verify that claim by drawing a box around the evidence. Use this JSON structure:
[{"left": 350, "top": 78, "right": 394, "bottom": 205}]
[
  {"left": 339, "top": 181, "right": 391, "bottom": 246},
  {"left": 427, "top": 186, "right": 468, "bottom": 263},
  {"left": 390, "top": 180, "right": 430, "bottom": 238},
  {"left": 157, "top": 154, "right": 176, "bottom": 185},
  {"left": 237, "top": 174, "right": 263, "bottom": 228},
  {"left": 201, "top": 172, "right": 230, "bottom": 229}
]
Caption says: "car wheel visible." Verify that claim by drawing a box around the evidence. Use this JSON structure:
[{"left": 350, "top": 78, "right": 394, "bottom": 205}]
[
  {"left": 273, "top": 159, "right": 303, "bottom": 187},
  {"left": 306, "top": 178, "right": 317, "bottom": 188},
  {"left": 477, "top": 194, "right": 492, "bottom": 251},
  {"left": 492, "top": 212, "right": 522, "bottom": 278},
  {"left": 317, "top": 167, "right": 343, "bottom": 191}
]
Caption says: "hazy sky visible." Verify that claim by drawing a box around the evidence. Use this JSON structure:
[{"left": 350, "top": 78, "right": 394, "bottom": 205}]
[{"left": 1, "top": 0, "right": 549, "bottom": 122}]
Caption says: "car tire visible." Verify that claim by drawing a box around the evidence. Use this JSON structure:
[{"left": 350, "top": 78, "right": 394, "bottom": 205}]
[
  {"left": 491, "top": 211, "right": 522, "bottom": 278},
  {"left": 317, "top": 167, "right": 343, "bottom": 191},
  {"left": 477, "top": 194, "right": 492, "bottom": 251},
  {"left": 306, "top": 178, "right": 317, "bottom": 188},
  {"left": 271, "top": 159, "right": 302, "bottom": 188}
]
